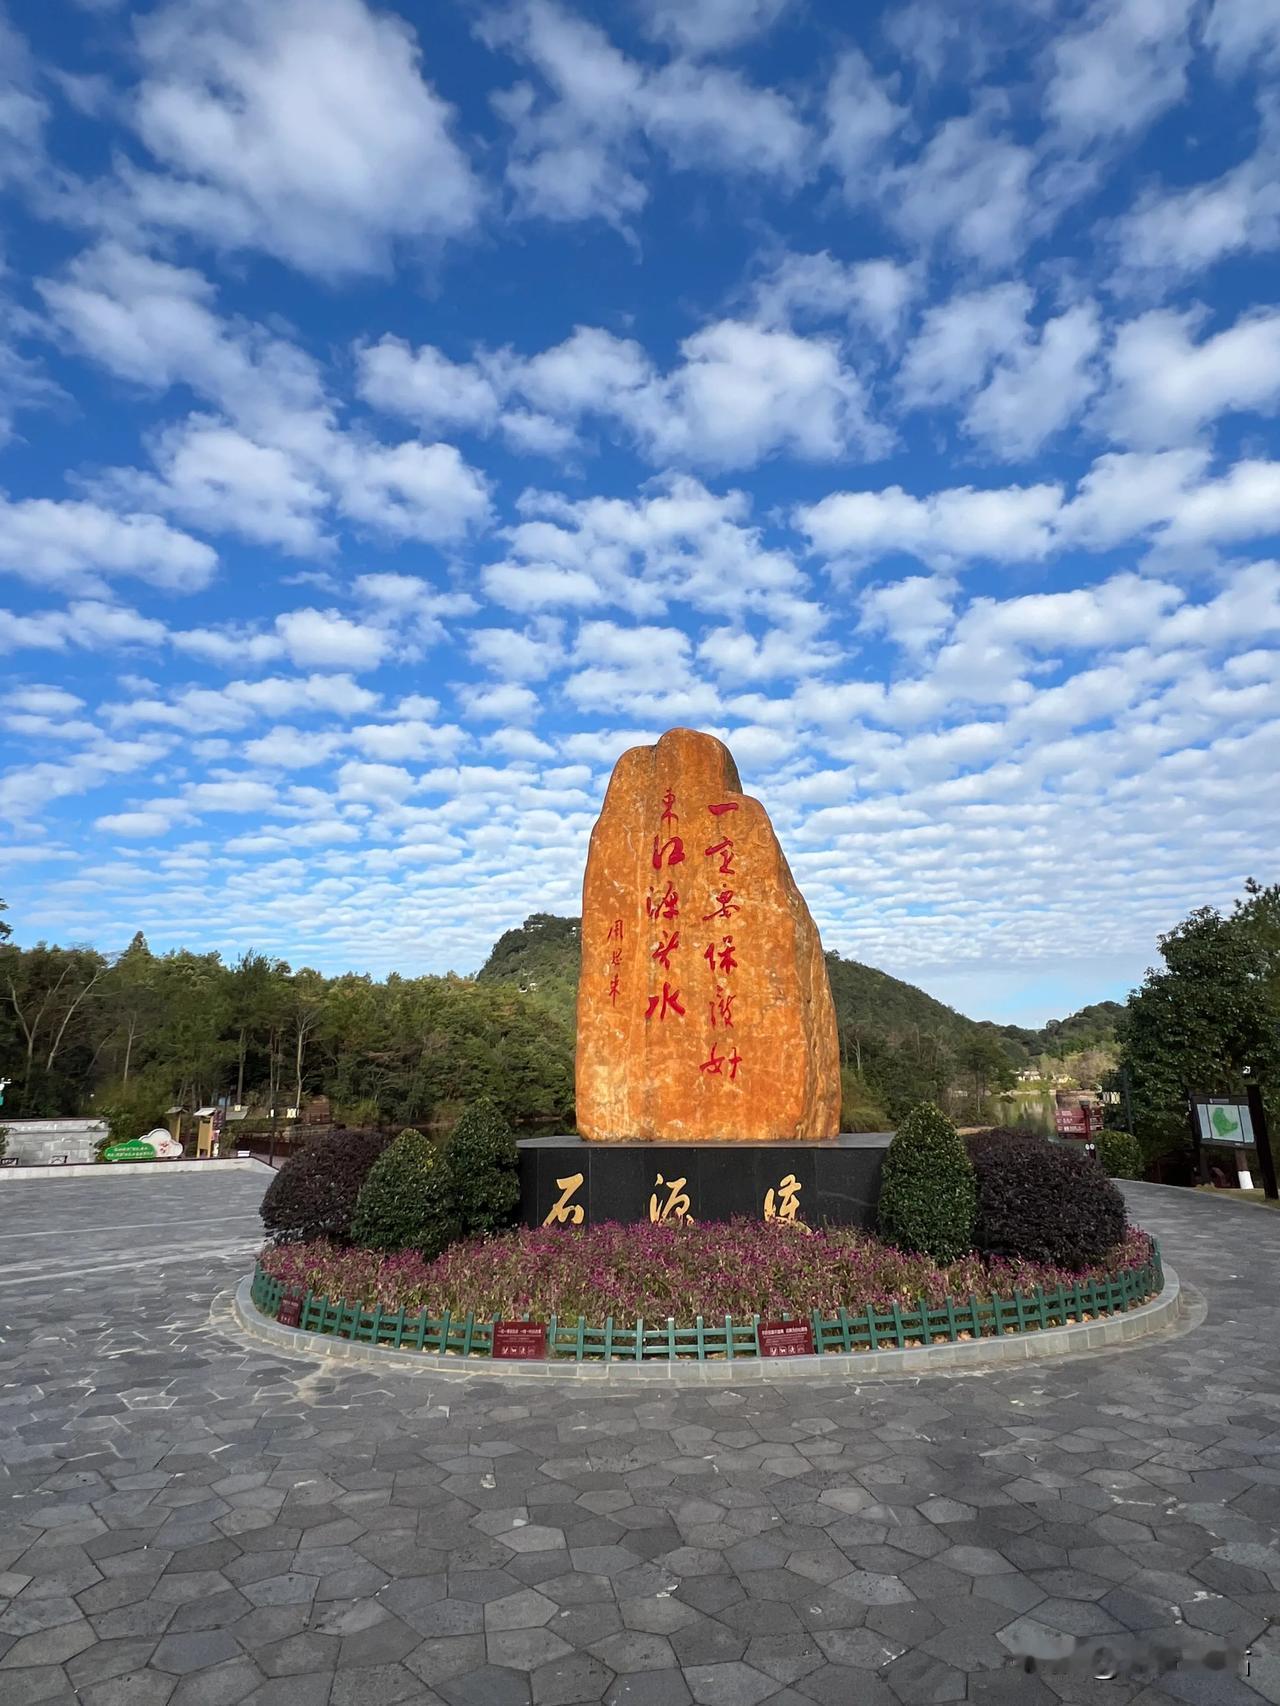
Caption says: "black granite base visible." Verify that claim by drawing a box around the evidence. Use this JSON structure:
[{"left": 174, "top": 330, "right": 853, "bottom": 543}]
[{"left": 518, "top": 1133, "right": 891, "bottom": 1230}]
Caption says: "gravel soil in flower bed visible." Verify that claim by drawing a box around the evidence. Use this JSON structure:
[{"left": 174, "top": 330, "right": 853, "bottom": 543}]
[{"left": 258, "top": 1219, "right": 1158, "bottom": 1329}]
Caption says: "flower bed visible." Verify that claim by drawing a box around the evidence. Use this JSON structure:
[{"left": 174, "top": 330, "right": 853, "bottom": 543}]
[{"left": 255, "top": 1219, "right": 1161, "bottom": 1362}]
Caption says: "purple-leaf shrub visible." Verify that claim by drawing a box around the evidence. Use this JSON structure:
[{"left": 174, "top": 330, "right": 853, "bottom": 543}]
[{"left": 259, "top": 1219, "right": 1157, "bottom": 1329}]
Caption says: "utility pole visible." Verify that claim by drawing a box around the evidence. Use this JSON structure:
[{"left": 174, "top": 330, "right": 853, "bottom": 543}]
[{"left": 1245, "top": 1085, "right": 1279, "bottom": 1202}]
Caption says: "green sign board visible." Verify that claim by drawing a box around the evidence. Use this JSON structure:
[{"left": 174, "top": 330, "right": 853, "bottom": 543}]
[
  {"left": 1194, "top": 1099, "right": 1255, "bottom": 1147},
  {"left": 102, "top": 1137, "right": 162, "bottom": 1162}
]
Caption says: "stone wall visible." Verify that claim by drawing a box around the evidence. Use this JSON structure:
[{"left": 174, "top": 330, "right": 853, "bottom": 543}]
[{"left": 2, "top": 1118, "right": 107, "bottom": 1165}]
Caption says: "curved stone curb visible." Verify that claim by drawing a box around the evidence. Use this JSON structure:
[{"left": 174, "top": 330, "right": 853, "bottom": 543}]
[{"left": 231, "top": 1265, "right": 1184, "bottom": 1383}]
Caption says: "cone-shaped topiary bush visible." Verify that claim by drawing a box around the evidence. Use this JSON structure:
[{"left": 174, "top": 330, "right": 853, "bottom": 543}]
[
  {"left": 261, "top": 1128, "right": 391, "bottom": 1244},
  {"left": 1096, "top": 1128, "right": 1143, "bottom": 1181},
  {"left": 449, "top": 1096, "right": 520, "bottom": 1238},
  {"left": 351, "top": 1128, "right": 457, "bottom": 1256},
  {"left": 878, "top": 1101, "right": 977, "bottom": 1262}
]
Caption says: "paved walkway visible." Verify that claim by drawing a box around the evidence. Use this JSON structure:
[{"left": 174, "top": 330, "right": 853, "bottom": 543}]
[{"left": 0, "top": 1175, "right": 1276, "bottom": 1706}]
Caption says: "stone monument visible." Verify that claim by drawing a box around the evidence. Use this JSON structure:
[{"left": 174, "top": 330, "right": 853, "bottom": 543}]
[
  {"left": 518, "top": 728, "right": 889, "bottom": 1229},
  {"left": 576, "top": 727, "right": 840, "bottom": 1142}
]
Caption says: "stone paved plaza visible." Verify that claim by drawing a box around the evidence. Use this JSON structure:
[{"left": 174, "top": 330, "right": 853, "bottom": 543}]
[{"left": 1, "top": 1171, "right": 1277, "bottom": 1706}]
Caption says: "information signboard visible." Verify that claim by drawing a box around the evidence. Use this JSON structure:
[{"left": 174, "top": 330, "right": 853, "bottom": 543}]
[
  {"left": 493, "top": 1322, "right": 547, "bottom": 1360},
  {"left": 1054, "top": 1103, "right": 1103, "bottom": 1138},
  {"left": 758, "top": 1321, "right": 816, "bottom": 1357},
  {"left": 1194, "top": 1099, "right": 1255, "bottom": 1147}
]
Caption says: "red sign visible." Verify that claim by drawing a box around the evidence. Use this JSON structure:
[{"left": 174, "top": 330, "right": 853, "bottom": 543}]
[
  {"left": 493, "top": 1321, "right": 547, "bottom": 1360},
  {"left": 758, "top": 1321, "right": 815, "bottom": 1358},
  {"left": 277, "top": 1295, "right": 302, "bottom": 1328},
  {"left": 1054, "top": 1104, "right": 1103, "bottom": 1137}
]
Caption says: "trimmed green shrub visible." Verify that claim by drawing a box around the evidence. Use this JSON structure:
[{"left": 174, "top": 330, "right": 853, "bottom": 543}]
[
  {"left": 352, "top": 1128, "right": 457, "bottom": 1257},
  {"left": 1096, "top": 1128, "right": 1143, "bottom": 1180},
  {"left": 448, "top": 1097, "right": 520, "bottom": 1237},
  {"left": 878, "top": 1102, "right": 977, "bottom": 1262},
  {"left": 965, "top": 1129, "right": 1127, "bottom": 1267},
  {"left": 261, "top": 1128, "right": 391, "bottom": 1244}
]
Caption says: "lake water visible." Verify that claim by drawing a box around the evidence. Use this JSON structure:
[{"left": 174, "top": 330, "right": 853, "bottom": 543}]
[{"left": 978, "top": 1093, "right": 1060, "bottom": 1135}]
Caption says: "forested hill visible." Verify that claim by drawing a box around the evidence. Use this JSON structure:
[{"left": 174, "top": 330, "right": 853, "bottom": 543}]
[{"left": 475, "top": 913, "right": 1112, "bottom": 1062}]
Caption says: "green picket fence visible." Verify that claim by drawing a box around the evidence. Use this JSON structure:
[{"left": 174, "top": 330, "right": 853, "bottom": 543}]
[{"left": 251, "top": 1241, "right": 1162, "bottom": 1364}]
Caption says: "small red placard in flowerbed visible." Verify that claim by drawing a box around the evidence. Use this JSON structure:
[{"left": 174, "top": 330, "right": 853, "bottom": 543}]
[
  {"left": 492, "top": 1321, "right": 547, "bottom": 1360},
  {"left": 276, "top": 1295, "right": 302, "bottom": 1329},
  {"left": 758, "top": 1320, "right": 815, "bottom": 1358}
]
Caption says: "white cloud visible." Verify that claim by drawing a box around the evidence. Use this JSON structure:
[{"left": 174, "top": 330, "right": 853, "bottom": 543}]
[
  {"left": 333, "top": 439, "right": 491, "bottom": 543},
  {"left": 1045, "top": 0, "right": 1195, "bottom": 142},
  {"left": 363, "top": 317, "right": 885, "bottom": 471},
  {"left": 1098, "top": 306, "right": 1280, "bottom": 448},
  {"left": 488, "top": 476, "right": 807, "bottom": 619},
  {"left": 122, "top": 0, "right": 481, "bottom": 276},
  {"left": 881, "top": 105, "right": 1037, "bottom": 268},
  {"left": 859, "top": 576, "right": 957, "bottom": 657},
  {"left": 0, "top": 9, "right": 46, "bottom": 191},
  {"left": 483, "top": 0, "right": 809, "bottom": 228},
  {"left": 274, "top": 608, "right": 388, "bottom": 671},
  {"left": 1109, "top": 117, "right": 1280, "bottom": 288},
  {"left": 44, "top": 243, "right": 492, "bottom": 547},
  {"left": 458, "top": 681, "right": 542, "bottom": 723},
  {"left": 697, "top": 626, "right": 835, "bottom": 682},
  {"left": 356, "top": 336, "right": 500, "bottom": 434},
  {"left": 821, "top": 50, "right": 905, "bottom": 197},
  {"left": 1204, "top": 0, "right": 1280, "bottom": 73},
  {"left": 797, "top": 482, "right": 1063, "bottom": 569},
  {"left": 109, "top": 416, "right": 331, "bottom": 553},
  {"left": 964, "top": 304, "right": 1103, "bottom": 461},
  {"left": 96, "top": 808, "right": 183, "bottom": 838},
  {"left": 631, "top": 320, "right": 887, "bottom": 467},
  {"left": 7, "top": 685, "right": 85, "bottom": 716},
  {"left": 641, "top": 0, "right": 791, "bottom": 55},
  {"left": 0, "top": 495, "right": 216, "bottom": 591},
  {"left": 799, "top": 449, "right": 1280, "bottom": 570},
  {"left": 899, "top": 284, "right": 1034, "bottom": 407},
  {"left": 750, "top": 251, "right": 920, "bottom": 344},
  {"left": 468, "top": 622, "right": 565, "bottom": 681}
]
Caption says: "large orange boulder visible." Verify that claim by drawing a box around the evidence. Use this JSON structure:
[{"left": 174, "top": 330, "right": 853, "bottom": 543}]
[{"left": 576, "top": 728, "right": 841, "bottom": 1142}]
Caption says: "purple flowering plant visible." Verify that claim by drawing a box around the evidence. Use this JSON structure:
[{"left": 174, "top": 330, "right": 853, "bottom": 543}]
[{"left": 259, "top": 1219, "right": 1157, "bottom": 1329}]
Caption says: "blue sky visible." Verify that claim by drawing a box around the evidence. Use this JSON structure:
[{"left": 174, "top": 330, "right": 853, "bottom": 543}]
[{"left": 2, "top": 0, "right": 1278, "bottom": 1024}]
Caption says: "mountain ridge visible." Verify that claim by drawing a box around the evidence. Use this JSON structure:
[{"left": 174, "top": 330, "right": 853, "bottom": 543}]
[{"left": 476, "top": 912, "right": 1118, "bottom": 1061}]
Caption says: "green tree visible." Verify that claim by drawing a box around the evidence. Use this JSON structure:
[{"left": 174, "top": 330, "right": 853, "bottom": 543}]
[
  {"left": 1117, "top": 901, "right": 1280, "bottom": 1168},
  {"left": 352, "top": 1128, "right": 456, "bottom": 1255},
  {"left": 0, "top": 942, "right": 107, "bottom": 1112},
  {"left": 953, "top": 1030, "right": 1018, "bottom": 1117},
  {"left": 448, "top": 1097, "right": 521, "bottom": 1235},
  {"left": 877, "top": 1101, "right": 977, "bottom": 1262},
  {"left": 1096, "top": 1129, "right": 1143, "bottom": 1180}
]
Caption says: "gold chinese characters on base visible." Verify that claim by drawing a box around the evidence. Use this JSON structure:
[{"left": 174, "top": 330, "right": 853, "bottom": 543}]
[
  {"left": 575, "top": 727, "right": 841, "bottom": 1143},
  {"left": 541, "top": 1168, "right": 808, "bottom": 1227}
]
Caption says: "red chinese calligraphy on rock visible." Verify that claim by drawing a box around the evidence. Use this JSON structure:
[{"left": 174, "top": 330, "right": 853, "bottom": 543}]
[
  {"left": 699, "top": 1042, "right": 743, "bottom": 1080},
  {"left": 645, "top": 982, "right": 686, "bottom": 1021},
  {"left": 652, "top": 834, "right": 684, "bottom": 870},
  {"left": 651, "top": 931, "right": 679, "bottom": 972},
  {"left": 606, "top": 919, "right": 623, "bottom": 942},
  {"left": 646, "top": 882, "right": 680, "bottom": 921},
  {"left": 702, "top": 889, "right": 740, "bottom": 922},
  {"left": 704, "top": 837, "right": 735, "bottom": 876},
  {"left": 661, "top": 788, "right": 679, "bottom": 830},
  {"left": 709, "top": 985, "right": 735, "bottom": 1029},
  {"left": 704, "top": 935, "right": 738, "bottom": 975}
]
